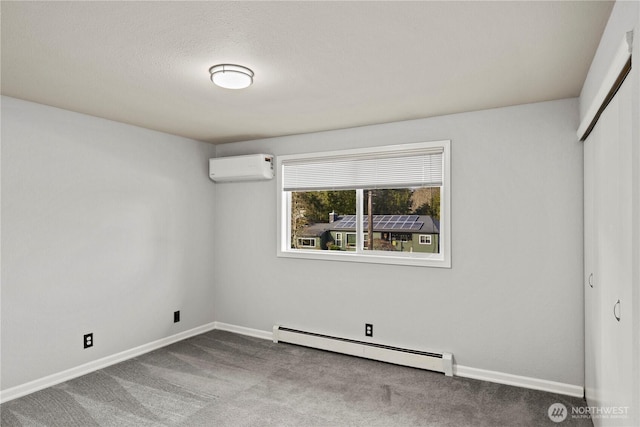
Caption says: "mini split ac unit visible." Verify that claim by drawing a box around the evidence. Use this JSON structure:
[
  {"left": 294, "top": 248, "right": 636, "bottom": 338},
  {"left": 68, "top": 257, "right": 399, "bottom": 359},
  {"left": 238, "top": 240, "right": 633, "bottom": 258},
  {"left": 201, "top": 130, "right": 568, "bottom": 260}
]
[{"left": 209, "top": 154, "right": 274, "bottom": 182}]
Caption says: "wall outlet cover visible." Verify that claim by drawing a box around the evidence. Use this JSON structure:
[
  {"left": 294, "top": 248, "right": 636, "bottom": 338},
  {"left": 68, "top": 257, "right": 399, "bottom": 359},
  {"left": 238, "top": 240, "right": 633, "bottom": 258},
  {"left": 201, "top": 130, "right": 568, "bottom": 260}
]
[
  {"left": 365, "top": 323, "right": 373, "bottom": 337},
  {"left": 84, "top": 333, "right": 93, "bottom": 349}
]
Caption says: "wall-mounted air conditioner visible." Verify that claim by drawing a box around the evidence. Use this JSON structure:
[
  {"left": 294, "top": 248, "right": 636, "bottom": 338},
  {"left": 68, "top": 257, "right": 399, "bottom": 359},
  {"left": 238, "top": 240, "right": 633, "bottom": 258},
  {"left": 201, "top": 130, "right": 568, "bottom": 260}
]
[{"left": 209, "top": 154, "right": 274, "bottom": 182}]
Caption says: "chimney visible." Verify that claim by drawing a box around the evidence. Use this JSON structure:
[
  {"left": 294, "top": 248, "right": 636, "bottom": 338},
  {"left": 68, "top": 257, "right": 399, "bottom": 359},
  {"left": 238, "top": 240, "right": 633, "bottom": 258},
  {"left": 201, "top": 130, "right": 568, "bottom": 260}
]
[{"left": 329, "top": 211, "right": 337, "bottom": 223}]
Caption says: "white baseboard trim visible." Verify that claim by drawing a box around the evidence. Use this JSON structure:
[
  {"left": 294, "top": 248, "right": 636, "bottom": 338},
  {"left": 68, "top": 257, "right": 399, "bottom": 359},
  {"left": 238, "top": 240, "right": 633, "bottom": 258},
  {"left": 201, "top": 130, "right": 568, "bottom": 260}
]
[
  {"left": 0, "top": 322, "right": 217, "bottom": 404},
  {"left": 1, "top": 321, "right": 584, "bottom": 403},
  {"left": 212, "top": 321, "right": 273, "bottom": 341},
  {"left": 454, "top": 364, "right": 584, "bottom": 398},
  {"left": 218, "top": 322, "right": 584, "bottom": 398}
]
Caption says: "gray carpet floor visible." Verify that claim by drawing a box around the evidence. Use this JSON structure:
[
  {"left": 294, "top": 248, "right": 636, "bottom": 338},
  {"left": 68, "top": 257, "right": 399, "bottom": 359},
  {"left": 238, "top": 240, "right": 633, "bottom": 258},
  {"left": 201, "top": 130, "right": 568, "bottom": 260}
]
[{"left": 1, "top": 330, "right": 591, "bottom": 426}]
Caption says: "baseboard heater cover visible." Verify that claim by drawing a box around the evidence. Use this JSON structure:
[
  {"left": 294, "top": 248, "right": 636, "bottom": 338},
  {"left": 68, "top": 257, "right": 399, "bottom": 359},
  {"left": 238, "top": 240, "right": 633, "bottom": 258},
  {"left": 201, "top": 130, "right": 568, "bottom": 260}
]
[{"left": 273, "top": 325, "right": 453, "bottom": 376}]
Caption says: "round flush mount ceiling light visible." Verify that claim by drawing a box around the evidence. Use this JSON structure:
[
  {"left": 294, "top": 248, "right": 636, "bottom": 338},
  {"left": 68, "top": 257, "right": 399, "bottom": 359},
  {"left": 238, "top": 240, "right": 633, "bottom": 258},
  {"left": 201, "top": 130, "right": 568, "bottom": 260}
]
[{"left": 209, "top": 64, "right": 254, "bottom": 89}]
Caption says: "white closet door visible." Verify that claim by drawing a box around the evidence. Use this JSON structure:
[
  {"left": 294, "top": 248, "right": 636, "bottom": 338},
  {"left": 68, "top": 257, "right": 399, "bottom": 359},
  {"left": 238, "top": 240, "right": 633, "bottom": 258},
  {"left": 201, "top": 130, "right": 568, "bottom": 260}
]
[
  {"left": 606, "top": 75, "right": 633, "bottom": 422},
  {"left": 585, "top": 75, "right": 633, "bottom": 427},
  {"left": 584, "top": 118, "right": 601, "bottom": 406}
]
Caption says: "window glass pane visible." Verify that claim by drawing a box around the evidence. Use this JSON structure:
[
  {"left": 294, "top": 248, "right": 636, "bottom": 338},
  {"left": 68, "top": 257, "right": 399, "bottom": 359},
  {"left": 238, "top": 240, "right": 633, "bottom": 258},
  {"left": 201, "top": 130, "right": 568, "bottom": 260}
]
[
  {"left": 361, "top": 187, "right": 440, "bottom": 253},
  {"left": 346, "top": 233, "right": 357, "bottom": 250},
  {"left": 290, "top": 190, "right": 356, "bottom": 250}
]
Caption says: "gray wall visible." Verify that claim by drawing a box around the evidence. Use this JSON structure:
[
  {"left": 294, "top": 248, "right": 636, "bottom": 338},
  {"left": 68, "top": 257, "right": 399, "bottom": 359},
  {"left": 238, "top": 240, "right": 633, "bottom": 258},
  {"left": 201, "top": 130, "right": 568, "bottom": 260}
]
[
  {"left": 1, "top": 96, "right": 217, "bottom": 389},
  {"left": 214, "top": 98, "right": 585, "bottom": 386}
]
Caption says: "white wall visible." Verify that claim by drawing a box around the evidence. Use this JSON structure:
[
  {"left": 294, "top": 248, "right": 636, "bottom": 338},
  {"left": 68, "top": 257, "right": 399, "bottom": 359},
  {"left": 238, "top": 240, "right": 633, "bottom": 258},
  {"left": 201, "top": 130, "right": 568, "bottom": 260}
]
[
  {"left": 214, "top": 98, "right": 585, "bottom": 386},
  {"left": 1, "top": 96, "right": 217, "bottom": 390}
]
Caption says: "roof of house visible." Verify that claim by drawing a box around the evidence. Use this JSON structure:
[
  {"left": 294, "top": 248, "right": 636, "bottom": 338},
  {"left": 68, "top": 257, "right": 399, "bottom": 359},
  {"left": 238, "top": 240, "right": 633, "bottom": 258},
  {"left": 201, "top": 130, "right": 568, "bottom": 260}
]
[
  {"left": 301, "top": 215, "right": 439, "bottom": 235},
  {"left": 298, "top": 223, "right": 333, "bottom": 237}
]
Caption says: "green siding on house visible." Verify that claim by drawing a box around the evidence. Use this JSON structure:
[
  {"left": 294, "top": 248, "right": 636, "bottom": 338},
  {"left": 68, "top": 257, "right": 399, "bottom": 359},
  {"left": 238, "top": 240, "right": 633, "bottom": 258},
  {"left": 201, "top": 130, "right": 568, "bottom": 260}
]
[
  {"left": 298, "top": 214, "right": 440, "bottom": 253},
  {"left": 413, "top": 233, "right": 439, "bottom": 253},
  {"left": 324, "top": 231, "right": 439, "bottom": 253}
]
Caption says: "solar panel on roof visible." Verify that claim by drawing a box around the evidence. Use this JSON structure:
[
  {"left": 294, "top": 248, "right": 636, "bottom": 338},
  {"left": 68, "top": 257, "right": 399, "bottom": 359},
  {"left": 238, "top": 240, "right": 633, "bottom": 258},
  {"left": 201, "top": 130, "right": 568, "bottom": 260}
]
[
  {"left": 330, "top": 214, "right": 433, "bottom": 232},
  {"left": 334, "top": 222, "right": 353, "bottom": 229}
]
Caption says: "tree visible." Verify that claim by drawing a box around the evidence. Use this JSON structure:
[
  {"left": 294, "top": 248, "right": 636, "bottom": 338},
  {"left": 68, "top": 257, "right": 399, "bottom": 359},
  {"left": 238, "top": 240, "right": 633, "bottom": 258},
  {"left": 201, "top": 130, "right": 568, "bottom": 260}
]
[
  {"left": 324, "top": 190, "right": 356, "bottom": 218},
  {"left": 412, "top": 187, "right": 440, "bottom": 220},
  {"left": 290, "top": 192, "right": 309, "bottom": 248},
  {"left": 366, "top": 189, "right": 412, "bottom": 215},
  {"left": 292, "top": 190, "right": 356, "bottom": 224}
]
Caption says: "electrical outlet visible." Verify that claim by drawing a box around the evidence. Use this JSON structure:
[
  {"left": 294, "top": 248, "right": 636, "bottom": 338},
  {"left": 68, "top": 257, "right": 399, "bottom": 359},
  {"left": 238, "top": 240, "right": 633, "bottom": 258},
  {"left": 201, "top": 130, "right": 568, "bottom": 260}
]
[
  {"left": 174, "top": 311, "right": 180, "bottom": 323},
  {"left": 365, "top": 323, "right": 373, "bottom": 337},
  {"left": 84, "top": 333, "right": 93, "bottom": 349}
]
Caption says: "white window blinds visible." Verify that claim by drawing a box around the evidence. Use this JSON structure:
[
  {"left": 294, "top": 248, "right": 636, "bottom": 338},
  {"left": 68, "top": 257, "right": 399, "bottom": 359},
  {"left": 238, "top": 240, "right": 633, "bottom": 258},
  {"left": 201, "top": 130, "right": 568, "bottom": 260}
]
[{"left": 282, "top": 149, "right": 443, "bottom": 191}]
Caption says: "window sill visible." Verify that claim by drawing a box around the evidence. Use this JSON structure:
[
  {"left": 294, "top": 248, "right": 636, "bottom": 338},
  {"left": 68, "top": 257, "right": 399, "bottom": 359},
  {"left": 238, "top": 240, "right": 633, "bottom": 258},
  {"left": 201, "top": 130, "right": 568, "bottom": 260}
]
[{"left": 277, "top": 249, "right": 451, "bottom": 268}]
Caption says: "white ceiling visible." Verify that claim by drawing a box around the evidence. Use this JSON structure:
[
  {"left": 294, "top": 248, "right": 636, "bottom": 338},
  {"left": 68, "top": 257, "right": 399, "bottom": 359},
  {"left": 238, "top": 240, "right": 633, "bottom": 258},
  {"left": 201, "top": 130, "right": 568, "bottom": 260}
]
[{"left": 1, "top": 1, "right": 613, "bottom": 145}]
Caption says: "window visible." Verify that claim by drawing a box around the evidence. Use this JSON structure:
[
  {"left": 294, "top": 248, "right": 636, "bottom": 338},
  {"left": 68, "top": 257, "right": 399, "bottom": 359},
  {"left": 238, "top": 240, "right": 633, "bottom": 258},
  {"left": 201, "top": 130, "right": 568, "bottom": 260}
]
[
  {"left": 297, "top": 238, "right": 316, "bottom": 248},
  {"left": 395, "top": 233, "right": 411, "bottom": 242},
  {"left": 419, "top": 235, "right": 432, "bottom": 245},
  {"left": 277, "top": 140, "right": 451, "bottom": 267},
  {"left": 346, "top": 233, "right": 357, "bottom": 249}
]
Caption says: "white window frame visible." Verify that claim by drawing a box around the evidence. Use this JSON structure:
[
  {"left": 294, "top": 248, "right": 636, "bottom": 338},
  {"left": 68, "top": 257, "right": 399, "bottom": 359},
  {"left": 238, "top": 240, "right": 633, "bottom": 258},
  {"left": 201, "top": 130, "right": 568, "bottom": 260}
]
[
  {"left": 419, "top": 234, "right": 432, "bottom": 245},
  {"left": 297, "top": 237, "right": 317, "bottom": 248},
  {"left": 277, "top": 140, "right": 451, "bottom": 268},
  {"left": 335, "top": 232, "right": 342, "bottom": 247},
  {"left": 345, "top": 232, "right": 357, "bottom": 248}
]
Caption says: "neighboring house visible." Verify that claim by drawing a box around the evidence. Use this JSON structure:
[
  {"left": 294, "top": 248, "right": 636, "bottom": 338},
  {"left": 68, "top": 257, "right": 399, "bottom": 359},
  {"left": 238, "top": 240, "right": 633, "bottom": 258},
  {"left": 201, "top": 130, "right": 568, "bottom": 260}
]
[
  {"left": 293, "top": 222, "right": 332, "bottom": 250},
  {"left": 296, "top": 214, "right": 440, "bottom": 253}
]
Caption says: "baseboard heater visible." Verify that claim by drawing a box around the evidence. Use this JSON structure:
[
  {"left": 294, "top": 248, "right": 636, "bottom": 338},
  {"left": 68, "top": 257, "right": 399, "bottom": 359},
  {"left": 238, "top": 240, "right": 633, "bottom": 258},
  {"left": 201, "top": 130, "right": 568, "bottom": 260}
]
[{"left": 273, "top": 325, "right": 453, "bottom": 376}]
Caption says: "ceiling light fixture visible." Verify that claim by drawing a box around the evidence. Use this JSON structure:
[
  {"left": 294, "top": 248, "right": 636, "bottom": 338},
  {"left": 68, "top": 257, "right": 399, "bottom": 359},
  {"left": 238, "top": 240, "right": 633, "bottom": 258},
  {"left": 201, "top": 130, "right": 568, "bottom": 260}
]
[{"left": 209, "top": 64, "right": 254, "bottom": 90}]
